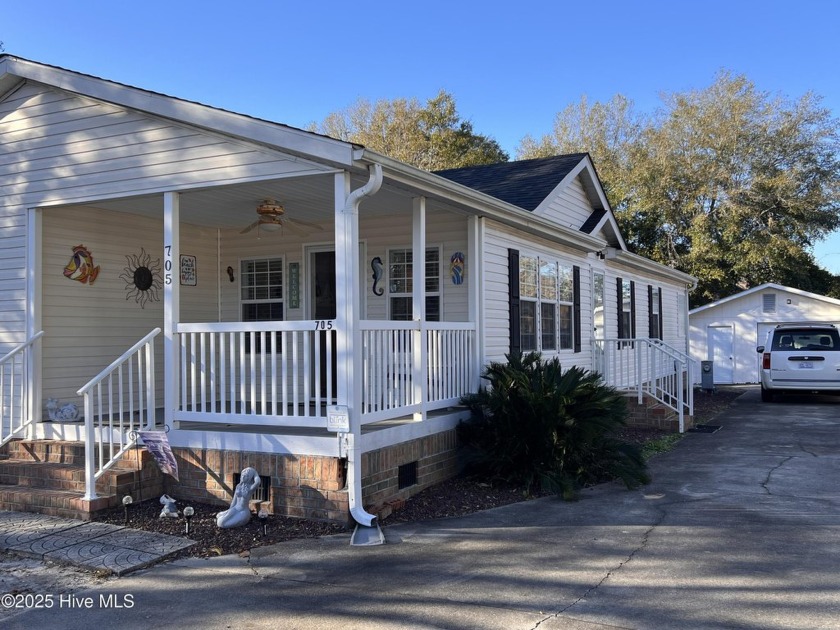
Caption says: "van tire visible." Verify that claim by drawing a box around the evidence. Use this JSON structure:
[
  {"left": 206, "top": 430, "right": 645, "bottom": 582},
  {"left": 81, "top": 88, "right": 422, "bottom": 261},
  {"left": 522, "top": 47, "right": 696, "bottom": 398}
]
[{"left": 761, "top": 386, "right": 775, "bottom": 402}]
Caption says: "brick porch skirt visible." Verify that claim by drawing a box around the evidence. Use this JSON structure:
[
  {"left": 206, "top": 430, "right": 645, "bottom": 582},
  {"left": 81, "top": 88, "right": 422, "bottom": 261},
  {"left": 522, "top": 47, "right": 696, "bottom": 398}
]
[{"left": 165, "top": 429, "right": 459, "bottom": 525}]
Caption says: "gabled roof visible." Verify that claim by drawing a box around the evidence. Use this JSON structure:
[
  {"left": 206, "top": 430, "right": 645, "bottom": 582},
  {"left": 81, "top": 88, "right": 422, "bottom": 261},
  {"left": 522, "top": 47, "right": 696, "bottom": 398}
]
[
  {"left": 435, "top": 154, "right": 625, "bottom": 249},
  {"left": 434, "top": 154, "right": 588, "bottom": 211},
  {"left": 690, "top": 283, "right": 840, "bottom": 315}
]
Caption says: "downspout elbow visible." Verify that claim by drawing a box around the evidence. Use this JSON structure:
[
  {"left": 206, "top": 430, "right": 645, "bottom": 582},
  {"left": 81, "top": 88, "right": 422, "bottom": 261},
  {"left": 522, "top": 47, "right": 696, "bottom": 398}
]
[{"left": 344, "top": 164, "right": 383, "bottom": 214}]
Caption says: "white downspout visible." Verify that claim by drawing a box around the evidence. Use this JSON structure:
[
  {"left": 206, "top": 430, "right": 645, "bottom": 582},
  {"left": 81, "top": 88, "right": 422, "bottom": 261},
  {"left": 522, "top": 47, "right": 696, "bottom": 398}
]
[{"left": 340, "top": 163, "right": 383, "bottom": 528}]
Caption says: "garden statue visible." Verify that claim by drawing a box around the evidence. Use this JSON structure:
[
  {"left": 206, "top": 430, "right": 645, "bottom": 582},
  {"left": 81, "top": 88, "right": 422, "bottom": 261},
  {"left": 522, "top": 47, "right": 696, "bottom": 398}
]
[
  {"left": 159, "top": 494, "right": 179, "bottom": 518},
  {"left": 216, "top": 466, "right": 262, "bottom": 528}
]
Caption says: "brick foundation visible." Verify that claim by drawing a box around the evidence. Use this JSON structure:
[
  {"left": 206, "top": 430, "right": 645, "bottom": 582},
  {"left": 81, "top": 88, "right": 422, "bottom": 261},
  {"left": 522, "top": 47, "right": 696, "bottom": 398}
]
[
  {"left": 165, "top": 448, "right": 350, "bottom": 524},
  {"left": 361, "top": 429, "right": 459, "bottom": 520}
]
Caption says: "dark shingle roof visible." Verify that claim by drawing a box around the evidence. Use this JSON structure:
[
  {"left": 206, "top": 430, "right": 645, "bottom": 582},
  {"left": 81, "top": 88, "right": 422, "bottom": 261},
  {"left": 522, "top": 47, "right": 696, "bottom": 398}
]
[{"left": 433, "top": 153, "right": 588, "bottom": 211}]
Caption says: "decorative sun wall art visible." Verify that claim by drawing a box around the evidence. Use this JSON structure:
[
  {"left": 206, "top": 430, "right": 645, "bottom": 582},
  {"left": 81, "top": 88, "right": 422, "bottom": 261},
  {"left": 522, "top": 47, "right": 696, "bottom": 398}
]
[
  {"left": 63, "top": 244, "right": 100, "bottom": 285},
  {"left": 119, "top": 248, "right": 162, "bottom": 308}
]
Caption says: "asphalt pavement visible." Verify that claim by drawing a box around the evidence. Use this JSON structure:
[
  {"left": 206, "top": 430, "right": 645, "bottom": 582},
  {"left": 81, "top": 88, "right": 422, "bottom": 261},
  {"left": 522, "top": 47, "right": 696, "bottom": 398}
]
[{"left": 3, "top": 386, "right": 840, "bottom": 629}]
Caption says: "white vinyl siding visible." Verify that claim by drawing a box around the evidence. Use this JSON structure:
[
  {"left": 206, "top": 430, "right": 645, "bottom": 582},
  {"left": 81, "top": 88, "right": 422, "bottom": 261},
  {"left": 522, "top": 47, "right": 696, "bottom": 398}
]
[
  {"left": 1, "top": 82, "right": 331, "bottom": 208},
  {"left": 483, "top": 221, "right": 592, "bottom": 367},
  {"left": 40, "top": 205, "right": 220, "bottom": 408},
  {"left": 537, "top": 176, "right": 593, "bottom": 230},
  {"left": 361, "top": 208, "right": 469, "bottom": 322}
]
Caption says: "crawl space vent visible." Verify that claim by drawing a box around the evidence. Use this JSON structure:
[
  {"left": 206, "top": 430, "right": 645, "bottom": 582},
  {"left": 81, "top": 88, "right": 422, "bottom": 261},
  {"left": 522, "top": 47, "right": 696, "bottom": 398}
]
[
  {"left": 398, "top": 461, "right": 418, "bottom": 489},
  {"left": 233, "top": 471, "right": 271, "bottom": 502}
]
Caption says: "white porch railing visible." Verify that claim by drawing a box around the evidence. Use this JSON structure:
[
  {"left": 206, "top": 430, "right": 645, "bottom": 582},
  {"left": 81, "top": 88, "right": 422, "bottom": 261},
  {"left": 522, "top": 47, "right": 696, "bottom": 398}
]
[
  {"left": 176, "top": 321, "right": 336, "bottom": 428},
  {"left": 77, "top": 328, "right": 160, "bottom": 501},
  {"left": 175, "top": 320, "right": 477, "bottom": 428},
  {"left": 0, "top": 331, "right": 44, "bottom": 448},
  {"left": 593, "top": 338, "right": 694, "bottom": 432},
  {"left": 360, "top": 321, "right": 476, "bottom": 423}
]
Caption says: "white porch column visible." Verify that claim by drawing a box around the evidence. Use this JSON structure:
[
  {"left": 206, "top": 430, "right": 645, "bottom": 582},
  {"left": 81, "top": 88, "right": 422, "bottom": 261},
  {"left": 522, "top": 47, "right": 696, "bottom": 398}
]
[
  {"left": 26, "top": 207, "right": 42, "bottom": 431},
  {"left": 163, "top": 192, "right": 180, "bottom": 430},
  {"left": 412, "top": 197, "right": 427, "bottom": 421},
  {"left": 334, "top": 172, "right": 358, "bottom": 409},
  {"left": 468, "top": 215, "right": 483, "bottom": 390}
]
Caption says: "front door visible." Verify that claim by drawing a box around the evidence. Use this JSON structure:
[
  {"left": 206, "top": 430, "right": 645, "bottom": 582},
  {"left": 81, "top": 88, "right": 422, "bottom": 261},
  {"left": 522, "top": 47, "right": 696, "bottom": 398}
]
[
  {"left": 310, "top": 250, "right": 337, "bottom": 399},
  {"left": 709, "top": 325, "right": 735, "bottom": 384}
]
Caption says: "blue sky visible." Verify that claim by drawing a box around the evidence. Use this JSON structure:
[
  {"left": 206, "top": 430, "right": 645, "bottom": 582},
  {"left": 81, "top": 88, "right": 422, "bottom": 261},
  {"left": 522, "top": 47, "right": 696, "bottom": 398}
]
[{"left": 5, "top": 0, "right": 840, "bottom": 271}]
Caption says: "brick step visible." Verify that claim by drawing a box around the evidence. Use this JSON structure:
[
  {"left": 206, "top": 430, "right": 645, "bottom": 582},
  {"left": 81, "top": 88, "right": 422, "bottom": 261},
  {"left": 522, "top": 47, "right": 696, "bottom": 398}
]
[
  {"left": 2, "top": 439, "right": 150, "bottom": 470},
  {"left": 0, "top": 460, "right": 136, "bottom": 494},
  {"left": 0, "top": 484, "right": 118, "bottom": 520}
]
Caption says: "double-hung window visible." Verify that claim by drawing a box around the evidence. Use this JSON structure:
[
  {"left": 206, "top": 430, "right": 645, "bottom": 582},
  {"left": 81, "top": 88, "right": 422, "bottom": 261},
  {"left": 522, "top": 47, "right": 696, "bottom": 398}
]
[
  {"left": 520, "top": 255, "right": 574, "bottom": 352},
  {"left": 388, "top": 247, "right": 441, "bottom": 321},
  {"left": 241, "top": 257, "right": 283, "bottom": 352}
]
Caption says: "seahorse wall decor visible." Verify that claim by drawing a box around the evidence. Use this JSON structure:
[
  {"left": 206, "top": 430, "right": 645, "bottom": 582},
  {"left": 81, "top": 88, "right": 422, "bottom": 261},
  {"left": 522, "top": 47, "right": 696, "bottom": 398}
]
[
  {"left": 450, "top": 252, "right": 465, "bottom": 285},
  {"left": 371, "top": 256, "right": 384, "bottom": 296}
]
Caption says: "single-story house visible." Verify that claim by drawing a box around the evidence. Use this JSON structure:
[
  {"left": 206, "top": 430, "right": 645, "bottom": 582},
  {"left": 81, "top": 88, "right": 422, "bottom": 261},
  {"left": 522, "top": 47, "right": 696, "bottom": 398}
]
[
  {"left": 689, "top": 283, "right": 840, "bottom": 384},
  {"left": 0, "top": 55, "right": 696, "bottom": 527}
]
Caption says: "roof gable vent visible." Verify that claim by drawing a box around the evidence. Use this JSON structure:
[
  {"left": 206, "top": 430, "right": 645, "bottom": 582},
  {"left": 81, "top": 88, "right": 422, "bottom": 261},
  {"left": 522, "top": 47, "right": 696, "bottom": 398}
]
[{"left": 762, "top": 293, "right": 776, "bottom": 313}]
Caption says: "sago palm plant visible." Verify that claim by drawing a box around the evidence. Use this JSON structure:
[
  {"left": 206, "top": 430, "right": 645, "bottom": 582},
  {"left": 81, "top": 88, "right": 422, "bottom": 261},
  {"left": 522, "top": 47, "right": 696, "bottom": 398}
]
[{"left": 459, "top": 352, "right": 649, "bottom": 499}]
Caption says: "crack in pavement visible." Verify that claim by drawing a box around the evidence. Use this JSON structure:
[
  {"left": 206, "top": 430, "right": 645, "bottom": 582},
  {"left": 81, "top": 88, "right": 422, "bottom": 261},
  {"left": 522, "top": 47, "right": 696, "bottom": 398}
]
[
  {"left": 761, "top": 456, "right": 794, "bottom": 494},
  {"left": 529, "top": 507, "right": 668, "bottom": 630}
]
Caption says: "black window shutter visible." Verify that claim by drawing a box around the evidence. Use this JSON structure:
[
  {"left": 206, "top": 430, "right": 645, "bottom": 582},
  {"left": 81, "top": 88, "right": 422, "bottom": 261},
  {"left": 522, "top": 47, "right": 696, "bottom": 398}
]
[
  {"left": 508, "top": 249, "right": 520, "bottom": 356},
  {"left": 658, "top": 287, "right": 664, "bottom": 339},
  {"left": 573, "top": 265, "right": 581, "bottom": 353},
  {"left": 630, "top": 280, "right": 636, "bottom": 338},
  {"left": 648, "top": 285, "right": 655, "bottom": 338},
  {"left": 616, "top": 277, "right": 624, "bottom": 338}
]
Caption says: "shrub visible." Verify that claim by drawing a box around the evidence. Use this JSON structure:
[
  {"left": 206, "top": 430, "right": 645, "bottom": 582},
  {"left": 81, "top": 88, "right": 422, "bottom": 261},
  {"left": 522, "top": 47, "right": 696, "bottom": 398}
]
[{"left": 458, "top": 352, "right": 649, "bottom": 499}]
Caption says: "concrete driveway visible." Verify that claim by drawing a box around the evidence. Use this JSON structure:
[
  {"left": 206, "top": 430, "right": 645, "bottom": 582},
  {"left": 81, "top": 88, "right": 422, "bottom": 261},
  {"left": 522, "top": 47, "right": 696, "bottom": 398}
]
[{"left": 6, "top": 386, "right": 840, "bottom": 629}]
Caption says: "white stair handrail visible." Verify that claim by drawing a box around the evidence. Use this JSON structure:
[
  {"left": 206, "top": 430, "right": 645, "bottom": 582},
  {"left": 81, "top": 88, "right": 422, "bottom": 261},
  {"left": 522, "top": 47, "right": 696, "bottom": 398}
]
[
  {"left": 78, "top": 328, "right": 161, "bottom": 501},
  {"left": 0, "top": 331, "right": 44, "bottom": 447}
]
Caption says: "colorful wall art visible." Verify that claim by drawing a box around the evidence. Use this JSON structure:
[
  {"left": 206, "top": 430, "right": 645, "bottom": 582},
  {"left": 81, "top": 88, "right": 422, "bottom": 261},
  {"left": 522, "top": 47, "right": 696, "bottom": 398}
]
[{"left": 63, "top": 244, "right": 100, "bottom": 284}]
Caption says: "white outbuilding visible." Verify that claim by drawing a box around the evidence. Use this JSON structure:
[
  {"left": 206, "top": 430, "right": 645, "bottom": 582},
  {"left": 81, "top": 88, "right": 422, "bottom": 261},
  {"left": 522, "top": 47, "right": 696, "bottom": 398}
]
[{"left": 689, "top": 283, "right": 840, "bottom": 384}]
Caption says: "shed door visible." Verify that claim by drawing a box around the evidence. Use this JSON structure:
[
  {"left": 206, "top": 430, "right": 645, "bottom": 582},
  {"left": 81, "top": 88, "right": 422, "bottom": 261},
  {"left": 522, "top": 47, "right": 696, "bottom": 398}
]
[{"left": 709, "top": 325, "right": 734, "bottom": 384}]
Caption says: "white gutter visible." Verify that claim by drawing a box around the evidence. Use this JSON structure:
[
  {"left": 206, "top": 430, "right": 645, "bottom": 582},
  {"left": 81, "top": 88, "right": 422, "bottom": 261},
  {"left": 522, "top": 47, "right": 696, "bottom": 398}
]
[
  {"left": 343, "top": 163, "right": 383, "bottom": 529},
  {"left": 604, "top": 247, "right": 697, "bottom": 289}
]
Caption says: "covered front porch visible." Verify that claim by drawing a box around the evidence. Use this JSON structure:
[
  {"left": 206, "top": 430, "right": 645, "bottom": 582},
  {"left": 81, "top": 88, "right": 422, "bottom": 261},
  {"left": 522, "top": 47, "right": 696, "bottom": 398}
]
[{"left": 12, "top": 157, "right": 482, "bottom": 523}]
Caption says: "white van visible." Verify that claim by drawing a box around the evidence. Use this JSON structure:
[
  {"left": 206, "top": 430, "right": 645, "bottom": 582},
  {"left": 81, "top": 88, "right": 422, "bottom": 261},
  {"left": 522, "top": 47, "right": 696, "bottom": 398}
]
[{"left": 756, "top": 324, "right": 840, "bottom": 402}]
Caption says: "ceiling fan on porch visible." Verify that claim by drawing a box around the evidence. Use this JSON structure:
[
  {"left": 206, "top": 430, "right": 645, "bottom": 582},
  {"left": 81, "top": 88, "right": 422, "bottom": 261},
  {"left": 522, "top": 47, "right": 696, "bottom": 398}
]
[{"left": 240, "top": 199, "right": 323, "bottom": 236}]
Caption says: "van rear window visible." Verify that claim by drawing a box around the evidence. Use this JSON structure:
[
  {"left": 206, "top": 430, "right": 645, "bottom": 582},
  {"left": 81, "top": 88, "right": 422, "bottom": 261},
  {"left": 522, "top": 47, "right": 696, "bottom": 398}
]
[{"left": 772, "top": 329, "right": 840, "bottom": 351}]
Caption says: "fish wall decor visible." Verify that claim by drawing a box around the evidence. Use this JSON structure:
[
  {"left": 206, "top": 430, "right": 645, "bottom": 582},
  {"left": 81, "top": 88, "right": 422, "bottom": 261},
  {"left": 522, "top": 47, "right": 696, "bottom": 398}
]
[{"left": 63, "top": 244, "right": 100, "bottom": 284}]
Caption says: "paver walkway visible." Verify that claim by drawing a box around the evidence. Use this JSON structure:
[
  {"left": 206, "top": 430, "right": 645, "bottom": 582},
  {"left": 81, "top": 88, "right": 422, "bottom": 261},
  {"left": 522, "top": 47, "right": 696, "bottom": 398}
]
[{"left": 0, "top": 510, "right": 194, "bottom": 575}]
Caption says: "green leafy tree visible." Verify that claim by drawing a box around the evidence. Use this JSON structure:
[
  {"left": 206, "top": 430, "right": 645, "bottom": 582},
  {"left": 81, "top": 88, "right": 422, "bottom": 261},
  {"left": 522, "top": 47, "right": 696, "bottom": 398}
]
[
  {"left": 312, "top": 90, "right": 508, "bottom": 171},
  {"left": 519, "top": 73, "right": 840, "bottom": 305}
]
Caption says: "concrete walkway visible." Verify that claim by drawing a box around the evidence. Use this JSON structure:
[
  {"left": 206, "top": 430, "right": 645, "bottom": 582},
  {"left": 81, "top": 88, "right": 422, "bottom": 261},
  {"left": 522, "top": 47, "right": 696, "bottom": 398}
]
[{"left": 4, "top": 386, "right": 840, "bottom": 629}]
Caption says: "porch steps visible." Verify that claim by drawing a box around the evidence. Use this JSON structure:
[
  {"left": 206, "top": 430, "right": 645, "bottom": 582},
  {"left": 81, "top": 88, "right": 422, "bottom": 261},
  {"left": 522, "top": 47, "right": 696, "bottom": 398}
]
[
  {"left": 0, "top": 439, "right": 164, "bottom": 520},
  {"left": 623, "top": 393, "right": 694, "bottom": 433}
]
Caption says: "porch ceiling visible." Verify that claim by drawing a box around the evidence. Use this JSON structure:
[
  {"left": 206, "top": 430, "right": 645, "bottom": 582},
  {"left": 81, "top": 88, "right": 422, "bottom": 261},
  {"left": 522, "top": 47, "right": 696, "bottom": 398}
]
[{"left": 67, "top": 172, "right": 467, "bottom": 230}]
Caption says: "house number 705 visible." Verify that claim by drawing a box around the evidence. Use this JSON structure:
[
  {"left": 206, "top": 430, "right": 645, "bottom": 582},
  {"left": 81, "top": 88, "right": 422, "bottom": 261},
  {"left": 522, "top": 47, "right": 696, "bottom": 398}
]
[{"left": 315, "top": 320, "right": 334, "bottom": 330}]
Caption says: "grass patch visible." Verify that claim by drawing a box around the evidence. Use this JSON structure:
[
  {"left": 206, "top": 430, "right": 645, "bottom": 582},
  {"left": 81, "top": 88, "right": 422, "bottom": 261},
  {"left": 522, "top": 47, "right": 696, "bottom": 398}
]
[{"left": 641, "top": 433, "right": 684, "bottom": 461}]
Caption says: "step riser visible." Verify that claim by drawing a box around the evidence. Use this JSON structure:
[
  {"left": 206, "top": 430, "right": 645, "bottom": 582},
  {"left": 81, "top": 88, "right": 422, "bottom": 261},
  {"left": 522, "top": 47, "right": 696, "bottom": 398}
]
[
  {"left": 3, "top": 441, "right": 150, "bottom": 470},
  {"left": 0, "top": 440, "right": 167, "bottom": 521}
]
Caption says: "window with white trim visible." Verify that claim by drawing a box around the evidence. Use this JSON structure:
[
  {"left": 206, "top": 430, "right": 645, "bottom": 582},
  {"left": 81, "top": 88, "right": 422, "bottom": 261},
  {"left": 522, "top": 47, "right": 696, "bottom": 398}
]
[
  {"left": 241, "top": 257, "right": 283, "bottom": 352},
  {"left": 520, "top": 255, "right": 573, "bottom": 352},
  {"left": 593, "top": 271, "right": 605, "bottom": 339},
  {"left": 388, "top": 247, "right": 440, "bottom": 321},
  {"left": 650, "top": 286, "right": 661, "bottom": 339}
]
